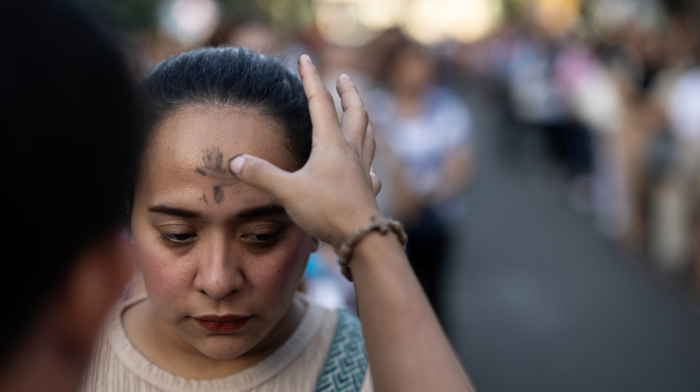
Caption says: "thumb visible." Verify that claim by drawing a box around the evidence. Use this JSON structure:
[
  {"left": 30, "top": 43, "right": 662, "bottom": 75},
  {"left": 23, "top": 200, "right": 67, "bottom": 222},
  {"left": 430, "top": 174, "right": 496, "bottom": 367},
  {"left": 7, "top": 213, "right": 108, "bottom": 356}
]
[{"left": 228, "top": 154, "right": 290, "bottom": 196}]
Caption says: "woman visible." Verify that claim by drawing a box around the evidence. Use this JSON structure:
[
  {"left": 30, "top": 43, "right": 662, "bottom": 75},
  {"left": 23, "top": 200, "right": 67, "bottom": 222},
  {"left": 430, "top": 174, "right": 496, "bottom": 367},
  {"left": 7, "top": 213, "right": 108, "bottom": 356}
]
[
  {"left": 81, "top": 47, "right": 474, "bottom": 392},
  {"left": 368, "top": 42, "right": 473, "bottom": 316}
]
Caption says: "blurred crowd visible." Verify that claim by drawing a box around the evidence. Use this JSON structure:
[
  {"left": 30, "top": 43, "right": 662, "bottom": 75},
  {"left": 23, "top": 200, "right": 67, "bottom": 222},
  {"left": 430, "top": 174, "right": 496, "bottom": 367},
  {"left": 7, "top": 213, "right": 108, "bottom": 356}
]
[{"left": 458, "top": 3, "right": 700, "bottom": 290}]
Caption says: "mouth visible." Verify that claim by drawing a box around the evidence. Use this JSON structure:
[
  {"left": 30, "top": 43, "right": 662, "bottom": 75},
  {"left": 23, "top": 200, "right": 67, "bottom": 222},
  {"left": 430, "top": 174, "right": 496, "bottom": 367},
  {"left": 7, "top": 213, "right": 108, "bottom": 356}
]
[{"left": 194, "top": 315, "right": 251, "bottom": 333}]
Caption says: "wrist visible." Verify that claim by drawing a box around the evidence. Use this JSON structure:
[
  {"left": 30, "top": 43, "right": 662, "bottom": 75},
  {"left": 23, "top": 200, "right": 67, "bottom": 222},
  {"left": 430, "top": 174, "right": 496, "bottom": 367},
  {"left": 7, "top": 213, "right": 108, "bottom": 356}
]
[
  {"left": 331, "top": 205, "right": 383, "bottom": 248},
  {"left": 335, "top": 214, "right": 407, "bottom": 281}
]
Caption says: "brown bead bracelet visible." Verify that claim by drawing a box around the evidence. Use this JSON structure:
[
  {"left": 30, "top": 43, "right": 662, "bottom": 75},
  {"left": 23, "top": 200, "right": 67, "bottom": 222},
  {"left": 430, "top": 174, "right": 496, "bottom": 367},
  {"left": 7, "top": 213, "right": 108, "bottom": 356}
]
[{"left": 337, "top": 215, "right": 408, "bottom": 281}]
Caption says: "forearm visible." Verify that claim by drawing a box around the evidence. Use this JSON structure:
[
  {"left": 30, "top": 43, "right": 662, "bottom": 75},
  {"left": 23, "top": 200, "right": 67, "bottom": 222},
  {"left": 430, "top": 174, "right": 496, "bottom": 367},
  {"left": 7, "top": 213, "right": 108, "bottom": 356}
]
[{"left": 350, "top": 232, "right": 475, "bottom": 392}]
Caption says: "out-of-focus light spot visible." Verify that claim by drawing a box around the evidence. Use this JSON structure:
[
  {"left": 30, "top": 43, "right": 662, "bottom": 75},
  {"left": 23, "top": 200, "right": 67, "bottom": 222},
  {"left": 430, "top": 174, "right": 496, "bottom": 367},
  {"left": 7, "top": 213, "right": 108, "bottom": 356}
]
[
  {"left": 513, "top": 0, "right": 581, "bottom": 36},
  {"left": 314, "top": 0, "right": 503, "bottom": 46},
  {"left": 402, "top": 0, "right": 445, "bottom": 44},
  {"left": 535, "top": 0, "right": 581, "bottom": 36},
  {"left": 449, "top": 0, "right": 503, "bottom": 43},
  {"left": 357, "top": 0, "right": 402, "bottom": 30},
  {"left": 316, "top": 1, "right": 381, "bottom": 46},
  {"left": 403, "top": 0, "right": 503, "bottom": 44},
  {"left": 158, "top": 0, "right": 219, "bottom": 47}
]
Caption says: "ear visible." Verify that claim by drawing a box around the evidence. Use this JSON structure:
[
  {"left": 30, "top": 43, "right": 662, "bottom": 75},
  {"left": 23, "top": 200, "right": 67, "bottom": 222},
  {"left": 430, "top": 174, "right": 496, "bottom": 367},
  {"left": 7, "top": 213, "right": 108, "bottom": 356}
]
[{"left": 50, "top": 231, "right": 136, "bottom": 363}]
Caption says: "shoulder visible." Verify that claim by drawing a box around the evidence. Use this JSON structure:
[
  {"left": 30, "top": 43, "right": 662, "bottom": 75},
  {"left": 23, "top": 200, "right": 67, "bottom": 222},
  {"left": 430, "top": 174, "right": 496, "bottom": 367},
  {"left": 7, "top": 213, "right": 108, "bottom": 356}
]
[
  {"left": 425, "top": 87, "right": 473, "bottom": 145},
  {"left": 314, "top": 310, "right": 372, "bottom": 392},
  {"left": 79, "top": 297, "right": 147, "bottom": 392}
]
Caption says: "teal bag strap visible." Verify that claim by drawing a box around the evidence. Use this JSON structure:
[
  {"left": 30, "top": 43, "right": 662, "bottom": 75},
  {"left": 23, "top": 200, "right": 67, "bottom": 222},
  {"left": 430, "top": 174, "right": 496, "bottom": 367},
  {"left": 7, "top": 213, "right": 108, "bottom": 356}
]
[{"left": 314, "top": 310, "right": 368, "bottom": 392}]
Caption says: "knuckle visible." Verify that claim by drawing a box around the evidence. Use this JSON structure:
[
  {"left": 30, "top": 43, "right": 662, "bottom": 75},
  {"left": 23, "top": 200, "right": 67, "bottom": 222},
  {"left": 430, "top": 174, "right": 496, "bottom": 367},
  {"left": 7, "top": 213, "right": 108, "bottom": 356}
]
[
  {"left": 366, "top": 133, "right": 376, "bottom": 149},
  {"left": 359, "top": 108, "right": 369, "bottom": 122},
  {"left": 242, "top": 159, "right": 260, "bottom": 179},
  {"left": 309, "top": 89, "right": 334, "bottom": 106},
  {"left": 346, "top": 106, "right": 368, "bottom": 121}
]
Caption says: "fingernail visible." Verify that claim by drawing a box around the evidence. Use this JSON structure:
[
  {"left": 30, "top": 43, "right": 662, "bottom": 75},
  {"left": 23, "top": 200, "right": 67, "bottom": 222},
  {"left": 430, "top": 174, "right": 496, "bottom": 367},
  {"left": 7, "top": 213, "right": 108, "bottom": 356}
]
[
  {"left": 301, "top": 54, "right": 311, "bottom": 63},
  {"left": 229, "top": 154, "right": 245, "bottom": 176},
  {"left": 341, "top": 74, "right": 350, "bottom": 82}
]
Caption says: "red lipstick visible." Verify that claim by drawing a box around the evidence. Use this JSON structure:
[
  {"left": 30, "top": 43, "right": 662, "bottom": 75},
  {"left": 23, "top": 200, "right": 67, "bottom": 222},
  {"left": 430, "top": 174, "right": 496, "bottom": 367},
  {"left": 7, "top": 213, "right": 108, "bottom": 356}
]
[{"left": 194, "top": 315, "right": 251, "bottom": 333}]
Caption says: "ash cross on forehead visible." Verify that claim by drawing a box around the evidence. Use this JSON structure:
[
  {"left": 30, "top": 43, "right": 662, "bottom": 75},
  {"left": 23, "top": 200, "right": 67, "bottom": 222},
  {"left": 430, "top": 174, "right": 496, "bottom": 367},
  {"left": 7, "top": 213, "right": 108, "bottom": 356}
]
[{"left": 194, "top": 147, "right": 237, "bottom": 204}]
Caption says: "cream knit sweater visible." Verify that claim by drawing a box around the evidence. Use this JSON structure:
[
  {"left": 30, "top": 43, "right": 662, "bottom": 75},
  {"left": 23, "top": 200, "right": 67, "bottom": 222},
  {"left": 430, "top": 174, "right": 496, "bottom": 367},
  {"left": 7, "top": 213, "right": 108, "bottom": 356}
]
[{"left": 80, "top": 293, "right": 372, "bottom": 392}]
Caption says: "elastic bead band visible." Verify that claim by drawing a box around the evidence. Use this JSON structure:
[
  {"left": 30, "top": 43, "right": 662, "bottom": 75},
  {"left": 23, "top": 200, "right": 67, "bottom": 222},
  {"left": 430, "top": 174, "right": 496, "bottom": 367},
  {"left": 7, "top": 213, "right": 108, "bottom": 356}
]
[{"left": 338, "top": 215, "right": 408, "bottom": 281}]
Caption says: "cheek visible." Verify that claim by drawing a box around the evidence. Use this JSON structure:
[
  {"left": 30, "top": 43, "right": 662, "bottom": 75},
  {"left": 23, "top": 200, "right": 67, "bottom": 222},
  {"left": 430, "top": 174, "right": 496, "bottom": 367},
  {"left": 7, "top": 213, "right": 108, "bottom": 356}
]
[
  {"left": 255, "top": 230, "right": 312, "bottom": 297},
  {"left": 133, "top": 235, "right": 193, "bottom": 308}
]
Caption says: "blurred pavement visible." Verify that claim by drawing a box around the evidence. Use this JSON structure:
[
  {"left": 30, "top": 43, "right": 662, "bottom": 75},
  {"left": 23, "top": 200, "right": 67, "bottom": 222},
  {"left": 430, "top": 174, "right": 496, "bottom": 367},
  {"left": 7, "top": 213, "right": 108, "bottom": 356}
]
[{"left": 443, "top": 85, "right": 700, "bottom": 392}]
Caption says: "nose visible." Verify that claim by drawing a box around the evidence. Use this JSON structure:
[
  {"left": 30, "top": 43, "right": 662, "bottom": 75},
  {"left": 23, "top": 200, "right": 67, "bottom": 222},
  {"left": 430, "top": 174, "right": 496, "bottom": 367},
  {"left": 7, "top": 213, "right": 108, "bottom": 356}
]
[{"left": 193, "top": 235, "right": 244, "bottom": 300}]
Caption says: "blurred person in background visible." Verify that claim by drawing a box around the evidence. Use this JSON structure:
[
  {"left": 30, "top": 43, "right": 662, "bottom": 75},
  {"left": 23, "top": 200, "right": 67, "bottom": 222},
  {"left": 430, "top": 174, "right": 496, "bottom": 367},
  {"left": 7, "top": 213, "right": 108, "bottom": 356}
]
[
  {"left": 642, "top": 14, "right": 700, "bottom": 275},
  {"left": 551, "top": 31, "right": 625, "bottom": 232},
  {"left": 0, "top": 0, "right": 139, "bottom": 391},
  {"left": 369, "top": 40, "right": 473, "bottom": 317},
  {"left": 507, "top": 26, "right": 595, "bottom": 213}
]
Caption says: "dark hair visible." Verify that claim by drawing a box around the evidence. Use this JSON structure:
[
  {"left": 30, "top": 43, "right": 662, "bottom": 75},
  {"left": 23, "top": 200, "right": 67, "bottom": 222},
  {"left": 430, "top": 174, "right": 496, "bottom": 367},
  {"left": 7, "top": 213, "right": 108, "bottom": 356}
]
[
  {"left": 138, "top": 47, "right": 313, "bottom": 168},
  {"left": 0, "top": 0, "right": 138, "bottom": 363}
]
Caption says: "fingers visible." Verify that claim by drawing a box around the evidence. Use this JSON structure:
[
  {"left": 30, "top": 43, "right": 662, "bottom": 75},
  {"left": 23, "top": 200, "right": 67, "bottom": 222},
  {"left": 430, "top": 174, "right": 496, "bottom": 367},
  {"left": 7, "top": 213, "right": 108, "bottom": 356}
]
[
  {"left": 228, "top": 154, "right": 290, "bottom": 198},
  {"left": 370, "top": 168, "right": 382, "bottom": 196},
  {"left": 298, "top": 55, "right": 341, "bottom": 144},
  {"left": 336, "top": 74, "right": 369, "bottom": 152},
  {"left": 361, "top": 121, "right": 376, "bottom": 169}
]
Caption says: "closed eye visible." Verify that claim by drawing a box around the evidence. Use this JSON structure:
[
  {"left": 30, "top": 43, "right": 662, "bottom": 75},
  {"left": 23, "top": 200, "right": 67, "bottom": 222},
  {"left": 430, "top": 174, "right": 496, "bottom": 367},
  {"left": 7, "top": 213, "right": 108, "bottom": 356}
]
[
  {"left": 242, "top": 232, "right": 279, "bottom": 242},
  {"left": 161, "top": 233, "right": 196, "bottom": 244}
]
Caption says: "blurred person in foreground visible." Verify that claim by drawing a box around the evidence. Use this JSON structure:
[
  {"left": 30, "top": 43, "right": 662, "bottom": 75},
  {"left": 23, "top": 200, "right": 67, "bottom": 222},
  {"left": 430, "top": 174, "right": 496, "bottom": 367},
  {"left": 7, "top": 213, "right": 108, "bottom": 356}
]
[
  {"left": 368, "top": 42, "right": 473, "bottom": 317},
  {"left": 0, "top": 1, "right": 138, "bottom": 391}
]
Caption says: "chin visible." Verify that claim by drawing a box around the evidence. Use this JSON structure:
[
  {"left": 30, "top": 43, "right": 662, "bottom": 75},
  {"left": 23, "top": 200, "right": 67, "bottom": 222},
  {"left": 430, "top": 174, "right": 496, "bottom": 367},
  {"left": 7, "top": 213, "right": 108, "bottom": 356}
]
[
  {"left": 195, "top": 337, "right": 257, "bottom": 360},
  {"left": 190, "top": 334, "right": 262, "bottom": 359}
]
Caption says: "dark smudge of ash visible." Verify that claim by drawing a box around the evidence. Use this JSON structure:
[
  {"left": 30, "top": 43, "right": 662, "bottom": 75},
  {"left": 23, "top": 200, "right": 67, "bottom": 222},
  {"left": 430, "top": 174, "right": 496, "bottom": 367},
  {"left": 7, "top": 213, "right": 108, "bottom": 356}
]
[
  {"left": 195, "top": 147, "right": 229, "bottom": 178},
  {"left": 215, "top": 151, "right": 223, "bottom": 171},
  {"left": 213, "top": 185, "right": 224, "bottom": 204}
]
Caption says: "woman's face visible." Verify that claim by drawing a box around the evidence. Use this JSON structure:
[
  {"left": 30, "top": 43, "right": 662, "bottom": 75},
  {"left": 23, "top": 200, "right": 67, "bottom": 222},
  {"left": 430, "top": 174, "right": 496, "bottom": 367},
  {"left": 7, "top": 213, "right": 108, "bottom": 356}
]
[
  {"left": 389, "top": 49, "right": 434, "bottom": 95},
  {"left": 130, "top": 106, "right": 314, "bottom": 360}
]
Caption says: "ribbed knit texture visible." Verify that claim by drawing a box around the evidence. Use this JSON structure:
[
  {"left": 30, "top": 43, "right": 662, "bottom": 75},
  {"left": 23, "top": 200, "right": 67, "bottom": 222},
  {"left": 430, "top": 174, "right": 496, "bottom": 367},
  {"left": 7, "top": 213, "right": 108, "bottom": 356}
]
[{"left": 80, "top": 293, "right": 372, "bottom": 392}]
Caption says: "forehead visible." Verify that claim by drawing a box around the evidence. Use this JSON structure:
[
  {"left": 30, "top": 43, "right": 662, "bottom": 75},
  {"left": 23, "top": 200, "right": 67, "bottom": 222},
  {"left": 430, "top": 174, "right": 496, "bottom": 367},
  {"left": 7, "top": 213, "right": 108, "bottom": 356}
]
[
  {"left": 138, "top": 107, "right": 296, "bottom": 208},
  {"left": 149, "top": 106, "right": 293, "bottom": 168}
]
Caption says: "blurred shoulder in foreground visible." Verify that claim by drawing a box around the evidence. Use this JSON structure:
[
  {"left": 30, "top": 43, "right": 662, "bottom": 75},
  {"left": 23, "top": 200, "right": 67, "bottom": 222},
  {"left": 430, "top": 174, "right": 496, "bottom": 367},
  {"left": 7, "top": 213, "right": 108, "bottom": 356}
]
[{"left": 0, "top": 1, "right": 138, "bottom": 391}]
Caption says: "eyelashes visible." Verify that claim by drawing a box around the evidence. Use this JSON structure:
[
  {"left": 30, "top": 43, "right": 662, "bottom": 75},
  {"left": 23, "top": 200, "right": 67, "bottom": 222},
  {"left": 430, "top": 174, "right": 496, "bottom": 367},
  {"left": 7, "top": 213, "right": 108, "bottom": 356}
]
[
  {"left": 160, "top": 233, "right": 196, "bottom": 244},
  {"left": 158, "top": 228, "right": 282, "bottom": 247},
  {"left": 241, "top": 230, "right": 282, "bottom": 248},
  {"left": 242, "top": 232, "right": 277, "bottom": 241}
]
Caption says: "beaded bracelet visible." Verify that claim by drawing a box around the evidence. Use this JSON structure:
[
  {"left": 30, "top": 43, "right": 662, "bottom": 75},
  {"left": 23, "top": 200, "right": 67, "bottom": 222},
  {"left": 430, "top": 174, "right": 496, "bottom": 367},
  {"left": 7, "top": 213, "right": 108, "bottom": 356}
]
[{"left": 337, "top": 215, "right": 408, "bottom": 281}]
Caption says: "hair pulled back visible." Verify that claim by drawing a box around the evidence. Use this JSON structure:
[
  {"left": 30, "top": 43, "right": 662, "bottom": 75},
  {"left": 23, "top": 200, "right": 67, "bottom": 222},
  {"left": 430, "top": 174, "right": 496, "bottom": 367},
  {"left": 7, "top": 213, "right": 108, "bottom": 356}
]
[{"left": 139, "top": 47, "right": 312, "bottom": 166}]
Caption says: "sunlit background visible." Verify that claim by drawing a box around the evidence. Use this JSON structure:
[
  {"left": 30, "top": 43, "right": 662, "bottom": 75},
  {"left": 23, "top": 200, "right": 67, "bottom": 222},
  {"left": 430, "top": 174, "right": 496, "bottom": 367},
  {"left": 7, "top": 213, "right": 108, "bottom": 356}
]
[
  {"left": 115, "top": 0, "right": 584, "bottom": 48},
  {"left": 102, "top": 0, "right": 700, "bottom": 390}
]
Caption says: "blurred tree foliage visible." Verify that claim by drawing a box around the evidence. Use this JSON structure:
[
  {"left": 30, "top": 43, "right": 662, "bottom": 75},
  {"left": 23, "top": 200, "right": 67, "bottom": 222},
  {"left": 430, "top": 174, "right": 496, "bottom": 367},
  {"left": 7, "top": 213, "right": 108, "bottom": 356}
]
[
  {"left": 103, "top": 0, "right": 245, "bottom": 30},
  {"left": 108, "top": 0, "right": 159, "bottom": 30}
]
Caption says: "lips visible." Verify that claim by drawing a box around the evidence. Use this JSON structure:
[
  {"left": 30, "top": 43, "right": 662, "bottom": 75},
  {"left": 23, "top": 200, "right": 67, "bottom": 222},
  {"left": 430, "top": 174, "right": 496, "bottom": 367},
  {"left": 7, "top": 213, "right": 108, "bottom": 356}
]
[{"left": 194, "top": 315, "right": 251, "bottom": 333}]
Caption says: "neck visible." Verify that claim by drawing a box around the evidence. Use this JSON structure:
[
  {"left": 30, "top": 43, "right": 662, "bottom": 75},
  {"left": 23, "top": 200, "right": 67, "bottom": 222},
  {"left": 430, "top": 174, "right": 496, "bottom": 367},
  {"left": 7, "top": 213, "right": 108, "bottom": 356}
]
[{"left": 396, "top": 93, "right": 421, "bottom": 116}]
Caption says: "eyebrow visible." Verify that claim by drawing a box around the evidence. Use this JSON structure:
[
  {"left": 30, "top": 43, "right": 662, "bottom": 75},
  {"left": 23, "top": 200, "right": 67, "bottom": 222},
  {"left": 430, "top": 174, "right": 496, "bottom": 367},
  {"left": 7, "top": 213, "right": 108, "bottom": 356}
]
[
  {"left": 147, "top": 204, "right": 286, "bottom": 220},
  {"left": 237, "top": 205, "right": 286, "bottom": 220},
  {"left": 148, "top": 205, "right": 201, "bottom": 219}
]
